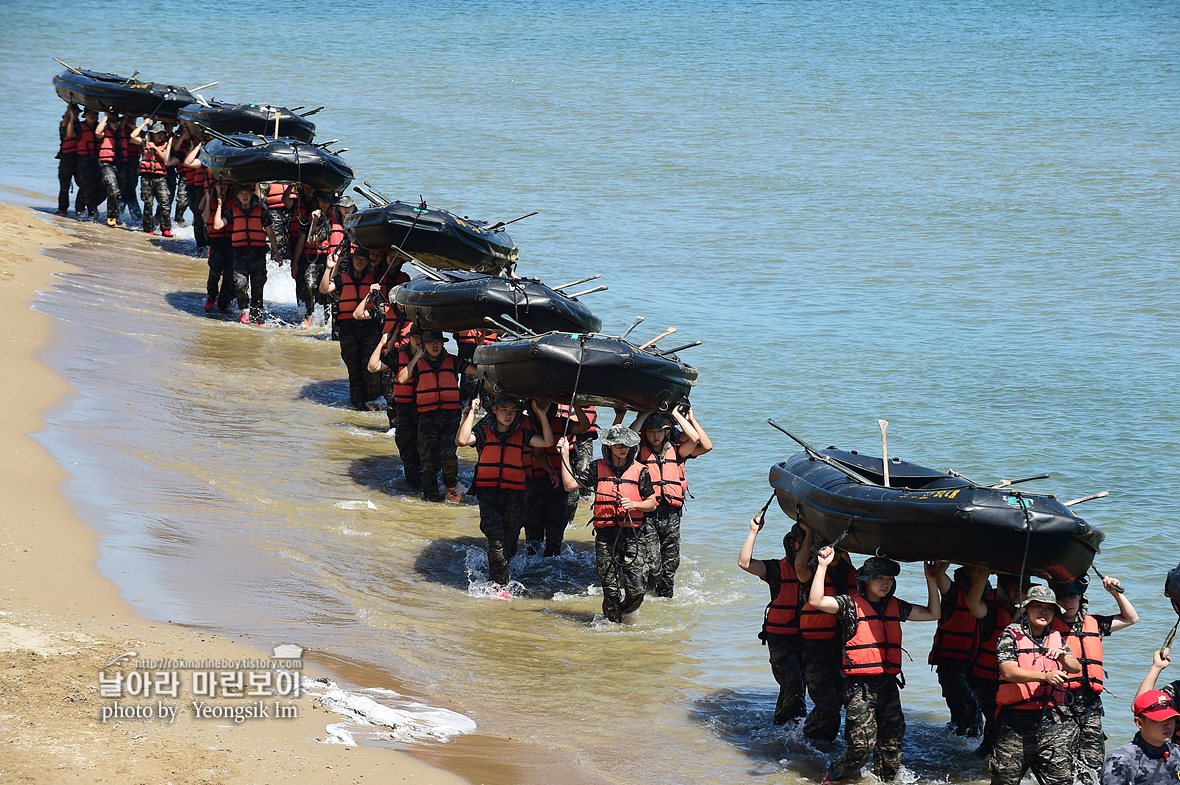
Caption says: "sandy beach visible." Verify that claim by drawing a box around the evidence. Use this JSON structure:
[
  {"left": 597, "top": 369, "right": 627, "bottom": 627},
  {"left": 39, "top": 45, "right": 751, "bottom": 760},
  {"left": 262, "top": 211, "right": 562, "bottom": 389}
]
[{"left": 0, "top": 201, "right": 470, "bottom": 785}]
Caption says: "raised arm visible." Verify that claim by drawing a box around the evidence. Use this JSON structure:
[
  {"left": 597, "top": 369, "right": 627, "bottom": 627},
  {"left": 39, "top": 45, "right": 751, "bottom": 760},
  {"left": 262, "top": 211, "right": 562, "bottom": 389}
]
[
  {"left": 738, "top": 516, "right": 767, "bottom": 577},
  {"left": 456, "top": 396, "right": 479, "bottom": 447},
  {"left": 394, "top": 345, "right": 423, "bottom": 385},
  {"left": 906, "top": 561, "right": 946, "bottom": 622},
  {"left": 367, "top": 332, "right": 392, "bottom": 374},
  {"left": 686, "top": 407, "right": 712, "bottom": 456},
  {"left": 528, "top": 400, "right": 554, "bottom": 448},
  {"left": 1136, "top": 649, "right": 1171, "bottom": 699},
  {"left": 557, "top": 437, "right": 579, "bottom": 492},
  {"left": 1102, "top": 575, "right": 1139, "bottom": 632},
  {"left": 318, "top": 252, "right": 339, "bottom": 295},
  {"left": 794, "top": 524, "right": 816, "bottom": 583},
  {"left": 669, "top": 408, "right": 699, "bottom": 459},
  {"left": 807, "top": 547, "right": 841, "bottom": 614},
  {"left": 965, "top": 566, "right": 991, "bottom": 620}
]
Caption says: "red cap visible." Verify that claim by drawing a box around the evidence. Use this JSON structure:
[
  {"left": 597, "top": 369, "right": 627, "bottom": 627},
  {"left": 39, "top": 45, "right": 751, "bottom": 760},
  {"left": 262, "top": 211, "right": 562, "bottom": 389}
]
[{"left": 1133, "top": 690, "right": 1180, "bottom": 721}]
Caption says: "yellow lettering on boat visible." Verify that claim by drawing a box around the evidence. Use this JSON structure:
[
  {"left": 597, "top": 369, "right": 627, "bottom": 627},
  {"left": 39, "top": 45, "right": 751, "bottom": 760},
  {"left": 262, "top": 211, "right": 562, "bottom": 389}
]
[{"left": 900, "top": 489, "right": 961, "bottom": 501}]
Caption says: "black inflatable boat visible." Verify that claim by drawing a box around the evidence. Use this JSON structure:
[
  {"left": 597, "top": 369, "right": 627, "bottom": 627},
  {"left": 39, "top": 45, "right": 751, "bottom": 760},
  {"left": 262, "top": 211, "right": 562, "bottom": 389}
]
[
  {"left": 769, "top": 447, "right": 1104, "bottom": 581},
  {"left": 200, "top": 135, "right": 352, "bottom": 193},
  {"left": 178, "top": 101, "right": 316, "bottom": 143},
  {"left": 474, "top": 332, "right": 696, "bottom": 412},
  {"left": 345, "top": 201, "right": 519, "bottom": 273},
  {"left": 394, "top": 270, "right": 602, "bottom": 335},
  {"left": 53, "top": 69, "right": 195, "bottom": 118}
]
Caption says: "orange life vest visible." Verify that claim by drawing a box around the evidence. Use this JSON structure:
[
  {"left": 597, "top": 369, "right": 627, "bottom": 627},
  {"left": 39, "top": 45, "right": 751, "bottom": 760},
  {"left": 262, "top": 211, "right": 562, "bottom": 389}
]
[
  {"left": 995, "top": 626, "right": 1068, "bottom": 710},
  {"left": 179, "top": 147, "right": 209, "bottom": 188},
  {"left": 800, "top": 563, "right": 857, "bottom": 641},
  {"left": 336, "top": 267, "right": 375, "bottom": 323},
  {"left": 59, "top": 122, "right": 78, "bottom": 155},
  {"left": 75, "top": 121, "right": 98, "bottom": 157},
  {"left": 98, "top": 127, "right": 118, "bottom": 163},
  {"left": 206, "top": 201, "right": 232, "bottom": 240},
  {"left": 413, "top": 354, "right": 461, "bottom": 412},
  {"left": 266, "top": 183, "right": 291, "bottom": 210},
  {"left": 1052, "top": 614, "right": 1104, "bottom": 694},
  {"left": 230, "top": 201, "right": 269, "bottom": 248},
  {"left": 472, "top": 422, "right": 529, "bottom": 492},
  {"left": 118, "top": 126, "right": 139, "bottom": 162},
  {"left": 929, "top": 585, "right": 981, "bottom": 663},
  {"left": 762, "top": 557, "right": 802, "bottom": 637},
  {"left": 842, "top": 594, "right": 904, "bottom": 678},
  {"left": 591, "top": 459, "right": 646, "bottom": 529},
  {"left": 973, "top": 592, "right": 1015, "bottom": 682},
  {"left": 139, "top": 142, "right": 168, "bottom": 176},
  {"left": 637, "top": 441, "right": 686, "bottom": 508},
  {"left": 391, "top": 347, "right": 415, "bottom": 404},
  {"left": 527, "top": 413, "right": 567, "bottom": 479}
]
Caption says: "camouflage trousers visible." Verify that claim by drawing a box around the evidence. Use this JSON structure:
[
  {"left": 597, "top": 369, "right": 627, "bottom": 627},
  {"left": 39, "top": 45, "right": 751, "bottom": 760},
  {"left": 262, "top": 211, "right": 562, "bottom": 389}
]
[
  {"left": 831, "top": 675, "right": 905, "bottom": 782},
  {"left": 76, "top": 157, "right": 102, "bottom": 214},
  {"left": 206, "top": 238, "right": 235, "bottom": 309},
  {"left": 1061, "top": 690, "right": 1104, "bottom": 785},
  {"left": 933, "top": 658, "right": 983, "bottom": 736},
  {"left": 117, "top": 161, "right": 140, "bottom": 219},
  {"left": 594, "top": 525, "right": 646, "bottom": 622},
  {"left": 140, "top": 174, "right": 172, "bottom": 233},
  {"left": 57, "top": 153, "right": 79, "bottom": 214},
  {"left": 477, "top": 487, "right": 527, "bottom": 585},
  {"left": 99, "top": 162, "right": 120, "bottom": 222},
  {"left": 524, "top": 475, "right": 567, "bottom": 556},
  {"left": 337, "top": 319, "right": 381, "bottom": 410},
  {"left": 268, "top": 207, "right": 292, "bottom": 262},
  {"left": 802, "top": 637, "right": 845, "bottom": 742},
  {"left": 970, "top": 674, "right": 1000, "bottom": 757},
  {"left": 416, "top": 408, "right": 460, "bottom": 501},
  {"left": 988, "top": 708, "right": 1074, "bottom": 785},
  {"left": 643, "top": 505, "right": 681, "bottom": 598},
  {"left": 394, "top": 402, "right": 421, "bottom": 488},
  {"left": 763, "top": 634, "right": 805, "bottom": 725},
  {"left": 232, "top": 246, "right": 268, "bottom": 320}
]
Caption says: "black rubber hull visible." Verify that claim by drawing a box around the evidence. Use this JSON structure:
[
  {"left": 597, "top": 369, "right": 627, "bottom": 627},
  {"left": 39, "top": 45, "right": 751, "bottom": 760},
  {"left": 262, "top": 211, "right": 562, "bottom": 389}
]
[
  {"left": 178, "top": 102, "right": 315, "bottom": 143},
  {"left": 394, "top": 271, "right": 601, "bottom": 335},
  {"left": 769, "top": 449, "right": 1104, "bottom": 581},
  {"left": 53, "top": 69, "right": 195, "bottom": 118},
  {"left": 474, "top": 333, "right": 696, "bottom": 412},
  {"left": 200, "top": 135, "right": 352, "bottom": 193},
  {"left": 345, "top": 202, "right": 518, "bottom": 273}
]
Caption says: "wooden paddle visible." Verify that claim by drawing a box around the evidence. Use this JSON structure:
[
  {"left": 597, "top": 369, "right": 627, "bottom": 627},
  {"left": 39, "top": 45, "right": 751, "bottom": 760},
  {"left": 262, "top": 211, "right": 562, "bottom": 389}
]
[
  {"left": 52, "top": 57, "right": 84, "bottom": 75},
  {"left": 878, "top": 419, "right": 890, "bottom": 488},
  {"left": 1064, "top": 491, "right": 1108, "bottom": 506},
  {"left": 638, "top": 327, "right": 675, "bottom": 350}
]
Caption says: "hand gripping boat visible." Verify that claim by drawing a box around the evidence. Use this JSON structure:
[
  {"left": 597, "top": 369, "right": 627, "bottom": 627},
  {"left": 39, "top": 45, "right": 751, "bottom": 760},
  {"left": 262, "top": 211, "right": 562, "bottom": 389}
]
[
  {"left": 393, "top": 269, "right": 602, "bottom": 336},
  {"left": 345, "top": 201, "right": 519, "bottom": 274},
  {"left": 53, "top": 68, "right": 195, "bottom": 118},
  {"left": 199, "top": 135, "right": 353, "bottom": 194},
  {"left": 769, "top": 444, "right": 1104, "bottom": 581},
  {"left": 178, "top": 101, "right": 316, "bottom": 143},
  {"left": 474, "top": 332, "right": 697, "bottom": 412}
]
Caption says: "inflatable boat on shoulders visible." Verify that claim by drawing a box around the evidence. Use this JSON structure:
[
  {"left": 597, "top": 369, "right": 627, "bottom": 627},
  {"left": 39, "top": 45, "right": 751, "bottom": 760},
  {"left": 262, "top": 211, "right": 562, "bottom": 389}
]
[
  {"left": 394, "top": 269, "right": 602, "bottom": 336},
  {"left": 53, "top": 68, "right": 195, "bottom": 118},
  {"left": 345, "top": 201, "right": 519, "bottom": 274},
  {"left": 178, "top": 101, "right": 316, "bottom": 142},
  {"left": 474, "top": 332, "right": 697, "bottom": 412},
  {"left": 768, "top": 443, "right": 1104, "bottom": 581},
  {"left": 200, "top": 135, "right": 352, "bottom": 193}
]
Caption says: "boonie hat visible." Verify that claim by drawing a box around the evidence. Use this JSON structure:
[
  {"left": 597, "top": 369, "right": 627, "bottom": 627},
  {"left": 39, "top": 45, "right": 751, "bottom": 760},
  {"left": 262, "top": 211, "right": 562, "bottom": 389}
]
[
  {"left": 1134, "top": 690, "right": 1180, "bottom": 722},
  {"left": 600, "top": 425, "right": 640, "bottom": 448},
  {"left": 1019, "top": 584, "right": 1062, "bottom": 611},
  {"left": 1050, "top": 576, "right": 1088, "bottom": 599},
  {"left": 147, "top": 121, "right": 166, "bottom": 134},
  {"left": 856, "top": 556, "right": 901, "bottom": 581},
  {"left": 420, "top": 329, "right": 444, "bottom": 343},
  {"left": 336, "top": 195, "right": 355, "bottom": 209}
]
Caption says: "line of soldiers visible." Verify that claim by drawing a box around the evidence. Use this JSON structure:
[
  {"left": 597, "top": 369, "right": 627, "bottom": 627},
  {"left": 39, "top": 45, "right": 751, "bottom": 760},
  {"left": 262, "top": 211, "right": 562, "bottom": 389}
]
[
  {"left": 739, "top": 518, "right": 1154, "bottom": 784},
  {"left": 56, "top": 105, "right": 205, "bottom": 234}
]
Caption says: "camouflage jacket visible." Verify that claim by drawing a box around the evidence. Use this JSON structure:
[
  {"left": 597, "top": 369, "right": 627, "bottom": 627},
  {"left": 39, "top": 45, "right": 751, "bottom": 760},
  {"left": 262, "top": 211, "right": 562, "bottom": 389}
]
[{"left": 1100, "top": 736, "right": 1180, "bottom": 785}]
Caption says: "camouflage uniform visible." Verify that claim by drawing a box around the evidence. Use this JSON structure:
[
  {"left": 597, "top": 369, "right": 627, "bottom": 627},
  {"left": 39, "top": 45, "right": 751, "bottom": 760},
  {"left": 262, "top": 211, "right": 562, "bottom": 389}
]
[
  {"left": 1059, "top": 612, "right": 1115, "bottom": 785},
  {"left": 828, "top": 594, "right": 915, "bottom": 781},
  {"left": 936, "top": 659, "right": 982, "bottom": 736},
  {"left": 1100, "top": 735, "right": 1180, "bottom": 785},
  {"left": 394, "top": 402, "right": 421, "bottom": 488},
  {"left": 593, "top": 526, "right": 647, "bottom": 622},
  {"left": 757, "top": 558, "right": 806, "bottom": 725},
  {"left": 988, "top": 623, "right": 1074, "bottom": 785},
  {"left": 524, "top": 476, "right": 567, "bottom": 556},
  {"left": 140, "top": 174, "right": 172, "bottom": 234},
  {"left": 476, "top": 486, "right": 528, "bottom": 585},
  {"left": 206, "top": 236, "right": 235, "bottom": 310},
  {"left": 99, "top": 161, "right": 121, "bottom": 223},
  {"left": 802, "top": 636, "right": 845, "bottom": 741},
  {"left": 643, "top": 506, "right": 681, "bottom": 598}
]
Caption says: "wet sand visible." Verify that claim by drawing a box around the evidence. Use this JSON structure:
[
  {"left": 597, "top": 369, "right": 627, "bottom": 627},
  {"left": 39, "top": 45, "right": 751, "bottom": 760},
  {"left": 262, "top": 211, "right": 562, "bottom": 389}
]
[{"left": 0, "top": 201, "right": 468, "bottom": 785}]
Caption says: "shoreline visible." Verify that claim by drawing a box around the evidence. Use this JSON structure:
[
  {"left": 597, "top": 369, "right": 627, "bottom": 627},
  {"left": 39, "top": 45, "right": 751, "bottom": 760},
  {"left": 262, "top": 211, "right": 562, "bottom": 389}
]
[{"left": 0, "top": 200, "right": 472, "bottom": 785}]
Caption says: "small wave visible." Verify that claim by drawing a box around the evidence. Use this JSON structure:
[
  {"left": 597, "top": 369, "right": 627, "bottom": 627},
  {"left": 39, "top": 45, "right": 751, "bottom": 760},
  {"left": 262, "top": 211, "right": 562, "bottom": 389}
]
[
  {"left": 302, "top": 676, "right": 476, "bottom": 744},
  {"left": 338, "top": 526, "right": 371, "bottom": 537},
  {"left": 334, "top": 500, "right": 379, "bottom": 510}
]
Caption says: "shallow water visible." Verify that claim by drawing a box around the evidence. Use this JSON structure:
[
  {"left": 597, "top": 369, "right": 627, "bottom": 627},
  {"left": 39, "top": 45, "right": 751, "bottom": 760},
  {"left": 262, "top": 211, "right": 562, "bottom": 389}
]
[{"left": 4, "top": 0, "right": 1180, "bottom": 781}]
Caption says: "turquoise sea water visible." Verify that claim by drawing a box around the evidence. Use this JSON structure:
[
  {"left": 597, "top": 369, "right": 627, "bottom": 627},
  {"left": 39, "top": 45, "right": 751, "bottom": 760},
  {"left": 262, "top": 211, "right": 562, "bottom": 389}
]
[{"left": 3, "top": 1, "right": 1179, "bottom": 782}]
